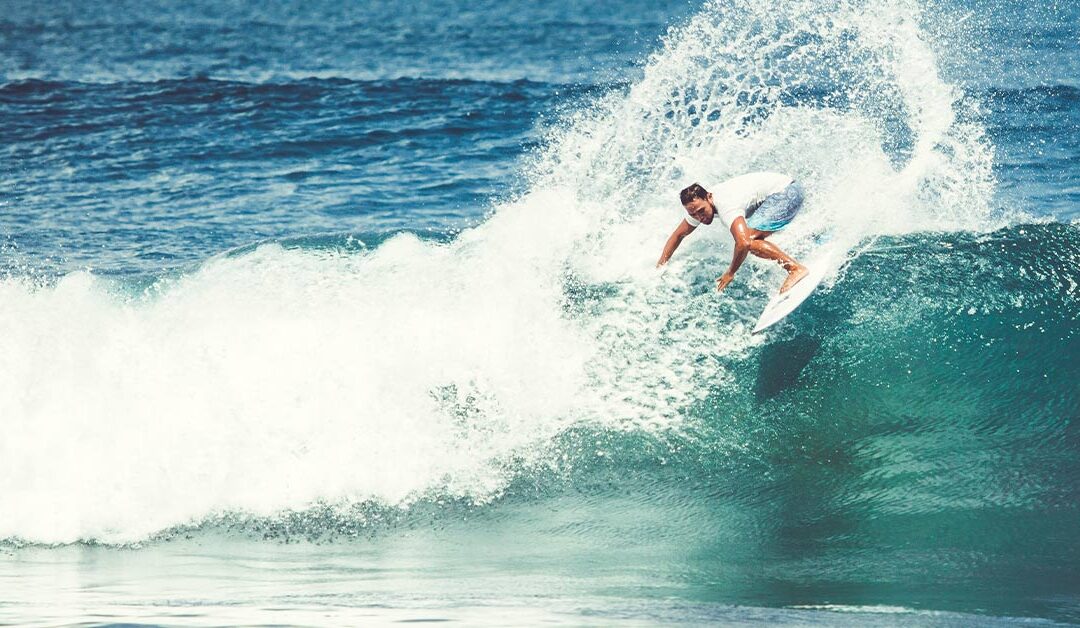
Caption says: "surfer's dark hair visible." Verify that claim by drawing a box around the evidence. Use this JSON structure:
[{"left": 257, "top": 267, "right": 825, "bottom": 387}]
[{"left": 680, "top": 183, "right": 709, "bottom": 205}]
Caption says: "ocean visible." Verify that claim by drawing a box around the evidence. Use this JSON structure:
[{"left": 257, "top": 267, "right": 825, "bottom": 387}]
[{"left": 1, "top": 0, "right": 1078, "bottom": 625}]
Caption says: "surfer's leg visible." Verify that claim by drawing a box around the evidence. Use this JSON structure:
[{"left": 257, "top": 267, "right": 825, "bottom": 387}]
[
  {"left": 744, "top": 182, "right": 807, "bottom": 292},
  {"left": 779, "top": 264, "right": 810, "bottom": 293},
  {"left": 747, "top": 237, "right": 808, "bottom": 293},
  {"left": 747, "top": 237, "right": 792, "bottom": 264}
]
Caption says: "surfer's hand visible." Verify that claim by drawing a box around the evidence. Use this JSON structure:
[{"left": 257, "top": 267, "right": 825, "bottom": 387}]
[{"left": 716, "top": 272, "right": 734, "bottom": 292}]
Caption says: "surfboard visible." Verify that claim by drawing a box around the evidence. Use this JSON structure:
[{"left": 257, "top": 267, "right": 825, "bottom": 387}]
[{"left": 752, "top": 257, "right": 833, "bottom": 333}]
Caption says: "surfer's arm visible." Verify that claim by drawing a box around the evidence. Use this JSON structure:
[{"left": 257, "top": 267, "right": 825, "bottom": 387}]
[
  {"left": 716, "top": 218, "right": 753, "bottom": 291},
  {"left": 657, "top": 219, "right": 697, "bottom": 267}
]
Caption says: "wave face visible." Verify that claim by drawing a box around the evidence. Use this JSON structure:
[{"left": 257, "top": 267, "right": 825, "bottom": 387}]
[{"left": 0, "top": 0, "right": 1073, "bottom": 566}]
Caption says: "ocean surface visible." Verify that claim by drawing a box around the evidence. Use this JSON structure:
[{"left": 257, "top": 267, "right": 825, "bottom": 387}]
[{"left": 1, "top": 0, "right": 1078, "bottom": 625}]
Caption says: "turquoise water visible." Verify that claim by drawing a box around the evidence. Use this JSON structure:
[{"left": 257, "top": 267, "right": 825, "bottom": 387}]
[{"left": 1, "top": 0, "right": 1078, "bottom": 625}]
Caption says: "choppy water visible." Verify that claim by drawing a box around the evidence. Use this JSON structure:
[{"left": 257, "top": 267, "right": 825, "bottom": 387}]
[{"left": 1, "top": 0, "right": 1078, "bottom": 625}]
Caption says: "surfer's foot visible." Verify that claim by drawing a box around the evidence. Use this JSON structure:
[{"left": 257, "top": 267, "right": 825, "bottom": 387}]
[{"left": 779, "top": 264, "right": 808, "bottom": 294}]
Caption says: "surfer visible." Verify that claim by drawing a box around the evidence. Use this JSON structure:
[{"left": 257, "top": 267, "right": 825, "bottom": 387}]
[{"left": 656, "top": 172, "right": 808, "bottom": 293}]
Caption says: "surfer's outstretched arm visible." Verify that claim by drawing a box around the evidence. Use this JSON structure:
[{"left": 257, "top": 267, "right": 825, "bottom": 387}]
[
  {"left": 716, "top": 220, "right": 753, "bottom": 291},
  {"left": 656, "top": 219, "right": 696, "bottom": 267}
]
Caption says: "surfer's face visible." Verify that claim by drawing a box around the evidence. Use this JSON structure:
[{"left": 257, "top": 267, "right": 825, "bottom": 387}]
[{"left": 683, "top": 195, "right": 714, "bottom": 225}]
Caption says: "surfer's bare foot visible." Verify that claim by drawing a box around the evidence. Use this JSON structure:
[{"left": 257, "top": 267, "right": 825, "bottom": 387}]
[{"left": 779, "top": 264, "right": 808, "bottom": 293}]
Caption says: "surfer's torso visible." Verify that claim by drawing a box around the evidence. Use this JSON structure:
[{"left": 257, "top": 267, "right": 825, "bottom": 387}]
[{"left": 686, "top": 171, "right": 794, "bottom": 228}]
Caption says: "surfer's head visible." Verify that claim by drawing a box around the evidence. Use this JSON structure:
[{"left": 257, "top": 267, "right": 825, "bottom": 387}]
[{"left": 680, "top": 183, "right": 714, "bottom": 225}]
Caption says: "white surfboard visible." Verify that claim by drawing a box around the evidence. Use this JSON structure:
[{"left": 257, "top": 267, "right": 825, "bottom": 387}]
[{"left": 752, "top": 257, "right": 833, "bottom": 333}]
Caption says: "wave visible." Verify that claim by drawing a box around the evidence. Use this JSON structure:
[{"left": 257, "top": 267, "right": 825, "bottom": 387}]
[
  {"left": 0, "top": 0, "right": 1026, "bottom": 544},
  {"left": 2, "top": 223, "right": 1075, "bottom": 546}
]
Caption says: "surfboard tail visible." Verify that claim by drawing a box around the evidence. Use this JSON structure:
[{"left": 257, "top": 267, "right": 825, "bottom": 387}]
[{"left": 751, "top": 256, "right": 835, "bottom": 333}]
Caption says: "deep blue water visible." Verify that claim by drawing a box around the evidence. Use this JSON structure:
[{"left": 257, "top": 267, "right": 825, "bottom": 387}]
[
  {"left": 1, "top": 0, "right": 691, "bottom": 276},
  {"left": 1, "top": 0, "right": 1078, "bottom": 626}
]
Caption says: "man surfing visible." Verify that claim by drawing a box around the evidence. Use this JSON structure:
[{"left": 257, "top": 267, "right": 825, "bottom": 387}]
[{"left": 656, "top": 171, "right": 808, "bottom": 294}]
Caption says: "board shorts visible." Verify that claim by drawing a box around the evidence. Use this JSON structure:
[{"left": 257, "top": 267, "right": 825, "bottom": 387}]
[{"left": 745, "top": 181, "right": 804, "bottom": 232}]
